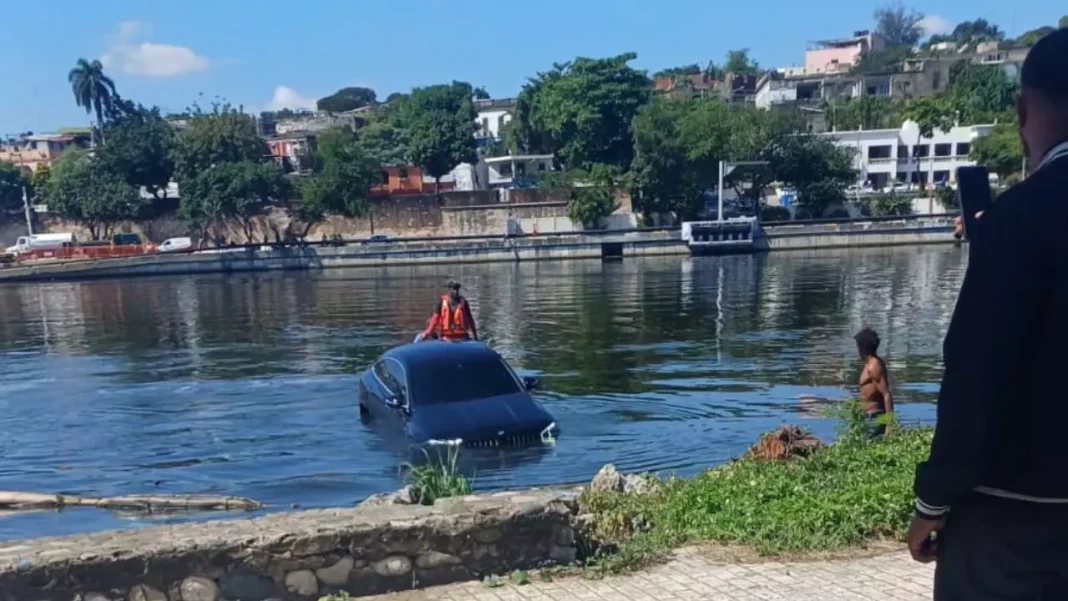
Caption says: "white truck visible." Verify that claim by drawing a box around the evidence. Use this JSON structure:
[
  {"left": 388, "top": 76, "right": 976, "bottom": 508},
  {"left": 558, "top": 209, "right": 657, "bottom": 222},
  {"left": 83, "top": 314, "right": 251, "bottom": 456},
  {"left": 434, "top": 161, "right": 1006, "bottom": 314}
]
[{"left": 5, "top": 233, "right": 77, "bottom": 257}]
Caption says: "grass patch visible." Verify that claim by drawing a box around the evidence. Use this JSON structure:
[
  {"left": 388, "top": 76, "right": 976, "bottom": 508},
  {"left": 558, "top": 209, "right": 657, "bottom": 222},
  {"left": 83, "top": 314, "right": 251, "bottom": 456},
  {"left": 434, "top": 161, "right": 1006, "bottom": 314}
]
[
  {"left": 579, "top": 402, "right": 932, "bottom": 573},
  {"left": 401, "top": 446, "right": 472, "bottom": 505}
]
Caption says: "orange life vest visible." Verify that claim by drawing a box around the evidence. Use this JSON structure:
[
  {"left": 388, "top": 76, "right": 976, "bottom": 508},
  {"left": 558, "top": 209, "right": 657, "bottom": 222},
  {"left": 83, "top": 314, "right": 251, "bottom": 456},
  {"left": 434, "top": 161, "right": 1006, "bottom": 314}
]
[{"left": 438, "top": 295, "right": 469, "bottom": 340}]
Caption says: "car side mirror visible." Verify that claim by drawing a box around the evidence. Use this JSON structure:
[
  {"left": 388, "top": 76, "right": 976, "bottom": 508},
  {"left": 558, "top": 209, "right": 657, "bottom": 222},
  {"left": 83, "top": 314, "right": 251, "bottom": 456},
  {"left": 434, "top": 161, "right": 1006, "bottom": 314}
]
[{"left": 522, "top": 376, "right": 539, "bottom": 391}]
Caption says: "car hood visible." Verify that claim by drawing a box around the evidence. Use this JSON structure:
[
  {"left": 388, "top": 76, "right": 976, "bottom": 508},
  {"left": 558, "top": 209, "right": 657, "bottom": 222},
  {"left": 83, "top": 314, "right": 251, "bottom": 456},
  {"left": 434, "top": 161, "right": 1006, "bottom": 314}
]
[{"left": 409, "top": 392, "right": 554, "bottom": 443}]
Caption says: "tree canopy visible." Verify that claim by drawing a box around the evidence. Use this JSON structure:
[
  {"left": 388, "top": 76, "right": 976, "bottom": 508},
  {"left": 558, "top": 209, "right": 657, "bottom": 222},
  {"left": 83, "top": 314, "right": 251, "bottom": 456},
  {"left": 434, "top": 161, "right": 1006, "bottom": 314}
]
[
  {"left": 96, "top": 101, "right": 176, "bottom": 201},
  {"left": 298, "top": 126, "right": 380, "bottom": 222},
  {"left": 171, "top": 102, "right": 267, "bottom": 182},
  {"left": 392, "top": 81, "right": 478, "bottom": 185},
  {"left": 509, "top": 53, "right": 651, "bottom": 171},
  {"left": 970, "top": 122, "right": 1024, "bottom": 180},
  {"left": 44, "top": 150, "right": 142, "bottom": 239},
  {"left": 317, "top": 87, "right": 378, "bottom": 113},
  {"left": 68, "top": 58, "right": 117, "bottom": 141},
  {"left": 874, "top": 2, "right": 925, "bottom": 47},
  {"left": 0, "top": 163, "right": 28, "bottom": 214}
]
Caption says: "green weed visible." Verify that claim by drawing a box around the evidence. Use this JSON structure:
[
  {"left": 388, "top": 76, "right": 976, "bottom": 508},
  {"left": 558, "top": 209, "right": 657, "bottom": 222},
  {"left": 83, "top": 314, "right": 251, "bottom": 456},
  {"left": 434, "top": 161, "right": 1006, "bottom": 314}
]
[
  {"left": 401, "top": 445, "right": 472, "bottom": 506},
  {"left": 580, "top": 402, "right": 932, "bottom": 573}
]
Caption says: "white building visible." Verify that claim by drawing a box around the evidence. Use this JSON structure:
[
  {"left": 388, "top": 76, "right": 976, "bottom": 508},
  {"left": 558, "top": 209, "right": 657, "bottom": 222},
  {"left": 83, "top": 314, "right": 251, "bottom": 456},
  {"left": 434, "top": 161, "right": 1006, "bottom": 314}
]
[
  {"left": 475, "top": 98, "right": 515, "bottom": 140},
  {"left": 817, "top": 120, "right": 995, "bottom": 189},
  {"left": 484, "top": 154, "right": 554, "bottom": 188}
]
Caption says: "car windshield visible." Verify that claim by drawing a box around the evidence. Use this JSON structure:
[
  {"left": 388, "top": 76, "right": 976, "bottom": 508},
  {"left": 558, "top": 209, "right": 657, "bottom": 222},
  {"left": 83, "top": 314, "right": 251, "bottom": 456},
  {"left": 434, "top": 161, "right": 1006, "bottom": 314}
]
[{"left": 409, "top": 354, "right": 522, "bottom": 405}]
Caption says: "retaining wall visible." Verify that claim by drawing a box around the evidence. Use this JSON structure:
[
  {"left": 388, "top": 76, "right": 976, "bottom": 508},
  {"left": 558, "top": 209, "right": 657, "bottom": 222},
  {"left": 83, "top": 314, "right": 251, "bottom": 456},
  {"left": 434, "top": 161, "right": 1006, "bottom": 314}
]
[{"left": 0, "top": 490, "right": 579, "bottom": 601}]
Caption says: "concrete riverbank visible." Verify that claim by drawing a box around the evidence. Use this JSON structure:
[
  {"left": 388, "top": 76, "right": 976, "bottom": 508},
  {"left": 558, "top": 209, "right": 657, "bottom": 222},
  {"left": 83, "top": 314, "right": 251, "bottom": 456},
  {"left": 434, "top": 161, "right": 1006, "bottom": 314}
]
[
  {"left": 0, "top": 490, "right": 580, "bottom": 601},
  {"left": 0, "top": 217, "right": 957, "bottom": 283}
]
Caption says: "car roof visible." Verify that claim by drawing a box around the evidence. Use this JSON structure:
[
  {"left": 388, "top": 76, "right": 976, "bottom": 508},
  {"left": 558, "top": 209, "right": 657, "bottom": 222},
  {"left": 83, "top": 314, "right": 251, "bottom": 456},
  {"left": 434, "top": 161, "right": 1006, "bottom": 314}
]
[{"left": 382, "top": 341, "right": 502, "bottom": 367}]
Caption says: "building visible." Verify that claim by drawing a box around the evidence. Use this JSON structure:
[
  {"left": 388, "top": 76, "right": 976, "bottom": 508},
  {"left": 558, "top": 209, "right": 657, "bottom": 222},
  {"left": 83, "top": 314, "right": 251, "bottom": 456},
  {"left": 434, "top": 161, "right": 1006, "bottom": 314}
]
[
  {"left": 273, "top": 108, "right": 369, "bottom": 136},
  {"left": 484, "top": 154, "right": 554, "bottom": 188},
  {"left": 475, "top": 98, "right": 515, "bottom": 142},
  {"left": 818, "top": 120, "right": 995, "bottom": 189},
  {"left": 804, "top": 30, "right": 885, "bottom": 73},
  {"left": 370, "top": 165, "right": 460, "bottom": 196},
  {"left": 265, "top": 132, "right": 317, "bottom": 172},
  {"left": 0, "top": 132, "right": 91, "bottom": 172},
  {"left": 654, "top": 72, "right": 757, "bottom": 102}
]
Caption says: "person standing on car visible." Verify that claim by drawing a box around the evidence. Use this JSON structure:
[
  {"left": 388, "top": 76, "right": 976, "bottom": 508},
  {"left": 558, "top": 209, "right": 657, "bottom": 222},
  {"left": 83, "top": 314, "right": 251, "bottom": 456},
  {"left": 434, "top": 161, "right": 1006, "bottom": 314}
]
[
  {"left": 908, "top": 28, "right": 1068, "bottom": 600},
  {"left": 420, "top": 280, "right": 478, "bottom": 342}
]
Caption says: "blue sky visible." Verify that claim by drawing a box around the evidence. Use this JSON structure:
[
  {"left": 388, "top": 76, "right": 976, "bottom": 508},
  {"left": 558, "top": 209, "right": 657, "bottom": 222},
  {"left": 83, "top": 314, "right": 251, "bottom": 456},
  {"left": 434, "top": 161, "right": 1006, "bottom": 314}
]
[{"left": 0, "top": 0, "right": 1061, "bottom": 135}]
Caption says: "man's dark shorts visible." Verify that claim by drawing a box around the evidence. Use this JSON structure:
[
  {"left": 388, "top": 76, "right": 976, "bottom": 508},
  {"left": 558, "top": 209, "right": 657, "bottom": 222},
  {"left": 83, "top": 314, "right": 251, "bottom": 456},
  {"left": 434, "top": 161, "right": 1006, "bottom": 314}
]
[{"left": 865, "top": 411, "right": 886, "bottom": 439}]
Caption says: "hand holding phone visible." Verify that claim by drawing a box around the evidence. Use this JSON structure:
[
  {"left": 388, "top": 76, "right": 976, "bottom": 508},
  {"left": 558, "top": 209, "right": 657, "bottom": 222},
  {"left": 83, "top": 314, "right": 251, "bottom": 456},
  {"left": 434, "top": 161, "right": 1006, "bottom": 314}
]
[{"left": 956, "top": 166, "right": 994, "bottom": 244}]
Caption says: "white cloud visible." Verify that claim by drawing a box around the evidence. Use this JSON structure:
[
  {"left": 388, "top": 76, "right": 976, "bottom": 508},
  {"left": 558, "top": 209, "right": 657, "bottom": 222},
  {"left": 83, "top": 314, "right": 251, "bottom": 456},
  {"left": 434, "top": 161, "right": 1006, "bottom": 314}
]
[
  {"left": 100, "top": 20, "right": 209, "bottom": 77},
  {"left": 919, "top": 15, "right": 953, "bottom": 37},
  {"left": 264, "top": 86, "right": 318, "bottom": 112}
]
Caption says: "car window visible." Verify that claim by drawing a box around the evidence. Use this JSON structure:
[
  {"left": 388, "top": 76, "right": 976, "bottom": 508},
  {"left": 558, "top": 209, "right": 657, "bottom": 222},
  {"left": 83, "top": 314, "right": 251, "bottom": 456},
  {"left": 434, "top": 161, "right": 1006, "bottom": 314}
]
[
  {"left": 409, "top": 355, "right": 522, "bottom": 405},
  {"left": 373, "top": 358, "right": 408, "bottom": 400}
]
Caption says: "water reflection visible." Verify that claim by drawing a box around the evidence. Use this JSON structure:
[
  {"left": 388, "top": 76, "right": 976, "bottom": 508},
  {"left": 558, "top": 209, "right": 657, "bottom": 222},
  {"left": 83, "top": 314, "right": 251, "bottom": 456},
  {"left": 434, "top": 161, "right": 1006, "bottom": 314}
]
[{"left": 0, "top": 246, "right": 965, "bottom": 539}]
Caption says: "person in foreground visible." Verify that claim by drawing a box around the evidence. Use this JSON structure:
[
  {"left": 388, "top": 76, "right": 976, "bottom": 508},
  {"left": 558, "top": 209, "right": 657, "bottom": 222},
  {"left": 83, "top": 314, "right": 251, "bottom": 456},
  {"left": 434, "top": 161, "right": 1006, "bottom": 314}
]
[
  {"left": 418, "top": 280, "right": 478, "bottom": 342},
  {"left": 854, "top": 328, "right": 892, "bottom": 438},
  {"left": 908, "top": 28, "right": 1068, "bottom": 600}
]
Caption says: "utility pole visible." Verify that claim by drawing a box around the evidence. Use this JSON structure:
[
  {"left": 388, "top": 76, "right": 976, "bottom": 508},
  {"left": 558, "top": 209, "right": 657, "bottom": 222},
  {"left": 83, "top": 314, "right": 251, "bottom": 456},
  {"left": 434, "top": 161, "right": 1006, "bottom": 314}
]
[{"left": 22, "top": 185, "right": 33, "bottom": 236}]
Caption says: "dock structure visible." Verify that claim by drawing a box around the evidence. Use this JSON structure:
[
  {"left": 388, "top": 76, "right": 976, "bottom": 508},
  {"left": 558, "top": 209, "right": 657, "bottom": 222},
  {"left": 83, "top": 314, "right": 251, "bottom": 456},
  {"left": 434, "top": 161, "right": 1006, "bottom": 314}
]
[{"left": 681, "top": 217, "right": 768, "bottom": 255}]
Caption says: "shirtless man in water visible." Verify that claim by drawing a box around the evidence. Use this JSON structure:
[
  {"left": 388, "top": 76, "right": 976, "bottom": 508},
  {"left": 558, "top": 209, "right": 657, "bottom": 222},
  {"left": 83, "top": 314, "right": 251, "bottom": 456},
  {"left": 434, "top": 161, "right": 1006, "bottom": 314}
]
[{"left": 855, "top": 328, "right": 893, "bottom": 437}]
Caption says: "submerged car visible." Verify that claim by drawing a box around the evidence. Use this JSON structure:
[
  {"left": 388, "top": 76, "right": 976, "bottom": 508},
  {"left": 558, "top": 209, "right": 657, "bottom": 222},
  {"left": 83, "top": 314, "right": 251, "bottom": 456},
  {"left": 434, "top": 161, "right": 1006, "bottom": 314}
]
[{"left": 358, "top": 341, "right": 557, "bottom": 447}]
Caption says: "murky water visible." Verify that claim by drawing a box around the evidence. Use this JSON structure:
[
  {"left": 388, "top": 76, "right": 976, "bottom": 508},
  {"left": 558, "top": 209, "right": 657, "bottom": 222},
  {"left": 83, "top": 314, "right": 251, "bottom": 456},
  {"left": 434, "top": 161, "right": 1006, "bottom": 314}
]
[{"left": 0, "top": 246, "right": 967, "bottom": 540}]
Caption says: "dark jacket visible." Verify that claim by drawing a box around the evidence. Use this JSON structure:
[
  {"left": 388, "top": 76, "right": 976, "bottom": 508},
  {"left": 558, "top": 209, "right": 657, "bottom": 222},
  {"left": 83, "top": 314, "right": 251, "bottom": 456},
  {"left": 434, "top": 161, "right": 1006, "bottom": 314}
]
[{"left": 914, "top": 151, "right": 1068, "bottom": 517}]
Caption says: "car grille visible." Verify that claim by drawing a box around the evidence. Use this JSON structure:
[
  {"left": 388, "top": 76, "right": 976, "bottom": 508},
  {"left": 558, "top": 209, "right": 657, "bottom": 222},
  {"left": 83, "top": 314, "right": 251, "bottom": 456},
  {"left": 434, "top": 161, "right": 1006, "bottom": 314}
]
[{"left": 464, "top": 431, "right": 544, "bottom": 448}]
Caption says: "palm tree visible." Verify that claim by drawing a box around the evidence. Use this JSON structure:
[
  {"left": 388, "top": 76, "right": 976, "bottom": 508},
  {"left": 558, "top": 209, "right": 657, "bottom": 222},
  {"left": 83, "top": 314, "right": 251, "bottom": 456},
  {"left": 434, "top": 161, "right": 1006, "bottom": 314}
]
[{"left": 68, "top": 58, "right": 117, "bottom": 144}]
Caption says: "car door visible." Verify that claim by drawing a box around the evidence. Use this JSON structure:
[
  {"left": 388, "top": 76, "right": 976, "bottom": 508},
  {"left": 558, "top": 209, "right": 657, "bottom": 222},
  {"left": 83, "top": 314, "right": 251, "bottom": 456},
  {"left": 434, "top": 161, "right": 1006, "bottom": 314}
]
[{"left": 371, "top": 358, "right": 410, "bottom": 427}]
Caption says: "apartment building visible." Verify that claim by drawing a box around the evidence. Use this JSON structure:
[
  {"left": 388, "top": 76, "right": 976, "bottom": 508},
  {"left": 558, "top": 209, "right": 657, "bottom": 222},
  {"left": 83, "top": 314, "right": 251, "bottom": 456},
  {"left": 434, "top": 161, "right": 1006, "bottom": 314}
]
[
  {"left": 818, "top": 120, "right": 995, "bottom": 189},
  {"left": 0, "top": 132, "right": 91, "bottom": 172}
]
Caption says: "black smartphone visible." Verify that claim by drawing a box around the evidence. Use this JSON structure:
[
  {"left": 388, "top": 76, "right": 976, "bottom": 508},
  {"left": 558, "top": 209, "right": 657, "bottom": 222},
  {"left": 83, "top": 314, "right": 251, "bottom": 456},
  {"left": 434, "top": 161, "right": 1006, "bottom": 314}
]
[{"left": 956, "top": 166, "right": 993, "bottom": 244}]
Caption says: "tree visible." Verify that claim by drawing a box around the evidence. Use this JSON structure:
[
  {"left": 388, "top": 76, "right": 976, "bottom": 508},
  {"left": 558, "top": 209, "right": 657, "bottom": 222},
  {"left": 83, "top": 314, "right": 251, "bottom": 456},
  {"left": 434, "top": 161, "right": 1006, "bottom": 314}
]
[
  {"left": 765, "top": 136, "right": 857, "bottom": 217},
  {"left": 874, "top": 2, "right": 925, "bottom": 47},
  {"left": 296, "top": 127, "right": 381, "bottom": 236},
  {"left": 653, "top": 64, "right": 702, "bottom": 78},
  {"left": 946, "top": 62, "right": 1018, "bottom": 124},
  {"left": 946, "top": 19, "right": 1004, "bottom": 44},
  {"left": 0, "top": 163, "right": 28, "bottom": 214},
  {"left": 723, "top": 49, "right": 760, "bottom": 75},
  {"left": 539, "top": 164, "right": 619, "bottom": 229},
  {"left": 629, "top": 98, "right": 704, "bottom": 219},
  {"left": 29, "top": 164, "right": 51, "bottom": 201},
  {"left": 904, "top": 96, "right": 956, "bottom": 186},
  {"left": 68, "top": 59, "right": 117, "bottom": 143},
  {"left": 171, "top": 102, "right": 267, "bottom": 183},
  {"left": 393, "top": 81, "right": 477, "bottom": 190},
  {"left": 852, "top": 45, "right": 913, "bottom": 75},
  {"left": 357, "top": 107, "right": 407, "bottom": 166},
  {"left": 1013, "top": 26, "right": 1056, "bottom": 47},
  {"left": 96, "top": 102, "right": 176, "bottom": 203},
  {"left": 509, "top": 53, "right": 651, "bottom": 170},
  {"left": 46, "top": 150, "right": 141, "bottom": 239},
  {"left": 317, "top": 87, "right": 378, "bottom": 113},
  {"left": 828, "top": 96, "right": 905, "bottom": 130},
  {"left": 970, "top": 122, "right": 1024, "bottom": 180},
  {"left": 1060, "top": 16, "right": 1068, "bottom": 29}
]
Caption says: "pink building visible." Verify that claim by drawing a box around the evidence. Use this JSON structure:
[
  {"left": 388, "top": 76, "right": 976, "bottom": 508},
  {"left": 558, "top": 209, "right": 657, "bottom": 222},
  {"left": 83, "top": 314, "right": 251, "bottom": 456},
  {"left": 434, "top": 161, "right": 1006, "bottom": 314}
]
[{"left": 804, "top": 30, "right": 886, "bottom": 73}]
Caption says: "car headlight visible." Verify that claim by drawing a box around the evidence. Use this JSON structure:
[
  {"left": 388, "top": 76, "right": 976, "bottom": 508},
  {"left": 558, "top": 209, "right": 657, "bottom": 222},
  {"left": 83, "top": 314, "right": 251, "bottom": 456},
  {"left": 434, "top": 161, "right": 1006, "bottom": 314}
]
[
  {"left": 427, "top": 438, "right": 464, "bottom": 446},
  {"left": 540, "top": 422, "right": 557, "bottom": 443}
]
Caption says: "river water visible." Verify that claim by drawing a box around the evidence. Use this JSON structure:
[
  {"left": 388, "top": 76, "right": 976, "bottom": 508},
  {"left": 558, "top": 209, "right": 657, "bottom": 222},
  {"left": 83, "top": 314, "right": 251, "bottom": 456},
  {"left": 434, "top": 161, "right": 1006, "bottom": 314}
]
[{"left": 0, "top": 246, "right": 967, "bottom": 540}]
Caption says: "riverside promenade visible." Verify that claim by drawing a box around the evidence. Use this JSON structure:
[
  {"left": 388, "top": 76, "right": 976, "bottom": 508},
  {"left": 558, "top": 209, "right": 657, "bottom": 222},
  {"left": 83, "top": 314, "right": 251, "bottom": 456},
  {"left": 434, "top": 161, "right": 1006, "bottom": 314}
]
[{"left": 374, "top": 549, "right": 934, "bottom": 601}]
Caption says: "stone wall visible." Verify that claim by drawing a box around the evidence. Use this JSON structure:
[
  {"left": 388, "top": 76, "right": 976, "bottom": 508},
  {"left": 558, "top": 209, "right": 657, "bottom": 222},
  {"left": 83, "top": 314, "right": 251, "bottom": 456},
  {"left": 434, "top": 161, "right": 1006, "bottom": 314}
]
[
  {"left": 0, "top": 490, "right": 579, "bottom": 601},
  {"left": 0, "top": 189, "right": 590, "bottom": 245}
]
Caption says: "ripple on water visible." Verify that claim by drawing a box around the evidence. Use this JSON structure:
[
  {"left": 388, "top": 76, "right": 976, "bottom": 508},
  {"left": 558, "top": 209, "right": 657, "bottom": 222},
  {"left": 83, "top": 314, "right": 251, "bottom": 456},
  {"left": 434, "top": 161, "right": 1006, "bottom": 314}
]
[{"left": 0, "top": 248, "right": 958, "bottom": 539}]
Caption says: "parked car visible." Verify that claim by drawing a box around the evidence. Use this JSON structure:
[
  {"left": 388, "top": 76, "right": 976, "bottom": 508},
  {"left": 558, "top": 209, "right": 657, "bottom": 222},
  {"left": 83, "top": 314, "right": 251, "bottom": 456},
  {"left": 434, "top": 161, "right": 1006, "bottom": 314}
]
[
  {"left": 358, "top": 341, "right": 558, "bottom": 447},
  {"left": 363, "top": 234, "right": 393, "bottom": 244},
  {"left": 158, "top": 237, "right": 193, "bottom": 253}
]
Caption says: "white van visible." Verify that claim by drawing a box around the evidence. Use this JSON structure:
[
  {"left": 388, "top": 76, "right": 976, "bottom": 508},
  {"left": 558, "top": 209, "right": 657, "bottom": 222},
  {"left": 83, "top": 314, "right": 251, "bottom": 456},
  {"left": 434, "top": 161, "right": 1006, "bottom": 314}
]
[
  {"left": 5, "top": 233, "right": 77, "bottom": 256},
  {"left": 158, "top": 237, "right": 193, "bottom": 253}
]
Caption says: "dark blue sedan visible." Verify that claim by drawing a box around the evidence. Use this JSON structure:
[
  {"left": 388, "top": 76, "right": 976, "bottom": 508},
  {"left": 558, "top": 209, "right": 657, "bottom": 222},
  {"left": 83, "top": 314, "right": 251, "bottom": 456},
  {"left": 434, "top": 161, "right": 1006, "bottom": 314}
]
[{"left": 357, "top": 341, "right": 558, "bottom": 447}]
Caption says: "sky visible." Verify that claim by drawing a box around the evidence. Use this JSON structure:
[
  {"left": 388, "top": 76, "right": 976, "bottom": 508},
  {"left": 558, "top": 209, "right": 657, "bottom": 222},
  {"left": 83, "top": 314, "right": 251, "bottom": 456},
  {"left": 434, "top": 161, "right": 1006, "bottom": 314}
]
[{"left": 0, "top": 0, "right": 1061, "bottom": 136}]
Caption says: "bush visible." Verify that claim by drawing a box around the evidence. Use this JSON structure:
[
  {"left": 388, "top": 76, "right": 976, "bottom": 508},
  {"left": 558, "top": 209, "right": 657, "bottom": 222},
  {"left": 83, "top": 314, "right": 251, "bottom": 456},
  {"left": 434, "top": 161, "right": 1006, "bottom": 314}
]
[
  {"left": 579, "top": 402, "right": 931, "bottom": 572},
  {"left": 759, "top": 206, "right": 791, "bottom": 222},
  {"left": 402, "top": 446, "right": 471, "bottom": 505}
]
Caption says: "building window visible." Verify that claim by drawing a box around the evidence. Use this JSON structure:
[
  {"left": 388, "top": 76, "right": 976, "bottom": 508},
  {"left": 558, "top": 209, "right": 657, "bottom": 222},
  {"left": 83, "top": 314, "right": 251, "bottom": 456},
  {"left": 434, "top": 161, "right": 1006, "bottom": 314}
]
[
  {"left": 897, "top": 145, "right": 909, "bottom": 159},
  {"left": 380, "top": 170, "right": 390, "bottom": 185},
  {"left": 537, "top": 163, "right": 546, "bottom": 171},
  {"left": 932, "top": 70, "right": 942, "bottom": 91},
  {"left": 398, "top": 168, "right": 409, "bottom": 180},
  {"left": 934, "top": 170, "right": 951, "bottom": 184},
  {"left": 516, "top": 163, "right": 527, "bottom": 177},
  {"left": 913, "top": 144, "right": 930, "bottom": 158},
  {"left": 934, "top": 143, "right": 952, "bottom": 157},
  {"left": 956, "top": 142, "right": 971, "bottom": 156},
  {"left": 896, "top": 172, "right": 908, "bottom": 182},
  {"left": 868, "top": 145, "right": 892, "bottom": 159}
]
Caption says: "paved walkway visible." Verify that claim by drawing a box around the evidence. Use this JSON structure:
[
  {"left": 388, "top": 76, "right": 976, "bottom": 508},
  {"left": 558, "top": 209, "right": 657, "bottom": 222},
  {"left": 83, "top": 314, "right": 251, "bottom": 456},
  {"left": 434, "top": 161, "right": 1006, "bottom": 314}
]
[{"left": 373, "top": 549, "right": 933, "bottom": 601}]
